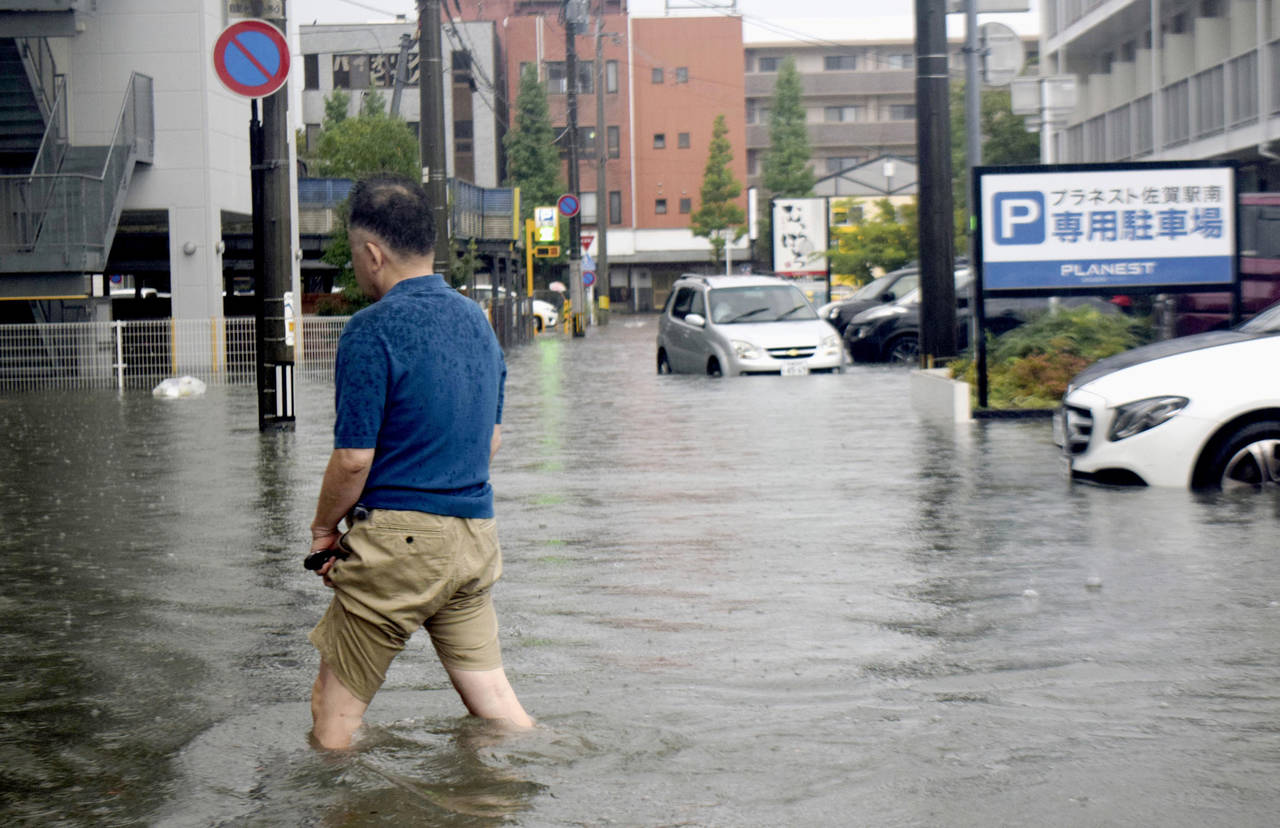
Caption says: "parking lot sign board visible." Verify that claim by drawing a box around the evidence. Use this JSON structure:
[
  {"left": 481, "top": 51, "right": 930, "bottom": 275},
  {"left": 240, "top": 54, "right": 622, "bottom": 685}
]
[{"left": 977, "top": 162, "right": 1236, "bottom": 293}]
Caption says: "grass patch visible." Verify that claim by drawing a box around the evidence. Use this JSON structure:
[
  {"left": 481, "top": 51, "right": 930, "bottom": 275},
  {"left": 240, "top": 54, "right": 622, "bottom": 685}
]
[{"left": 951, "top": 307, "right": 1154, "bottom": 409}]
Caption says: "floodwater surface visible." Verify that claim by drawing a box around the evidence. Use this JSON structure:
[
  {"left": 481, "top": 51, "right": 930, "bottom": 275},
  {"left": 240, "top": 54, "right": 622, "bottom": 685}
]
[{"left": 2, "top": 319, "right": 1279, "bottom": 826}]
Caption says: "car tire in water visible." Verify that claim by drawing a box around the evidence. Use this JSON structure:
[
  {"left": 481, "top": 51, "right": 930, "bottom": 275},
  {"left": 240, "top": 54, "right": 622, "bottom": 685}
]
[
  {"left": 657, "top": 350, "right": 672, "bottom": 375},
  {"left": 1194, "top": 419, "right": 1280, "bottom": 489},
  {"left": 706, "top": 357, "right": 722, "bottom": 377},
  {"left": 885, "top": 333, "right": 919, "bottom": 365},
  {"left": 534, "top": 317, "right": 544, "bottom": 333}
]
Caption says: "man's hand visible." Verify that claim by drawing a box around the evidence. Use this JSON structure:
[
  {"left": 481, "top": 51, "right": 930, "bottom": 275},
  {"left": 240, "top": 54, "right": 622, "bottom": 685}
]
[{"left": 309, "top": 528, "right": 342, "bottom": 587}]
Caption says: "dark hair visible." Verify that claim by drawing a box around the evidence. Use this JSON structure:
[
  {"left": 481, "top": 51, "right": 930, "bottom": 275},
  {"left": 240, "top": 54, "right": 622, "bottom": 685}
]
[{"left": 347, "top": 175, "right": 435, "bottom": 257}]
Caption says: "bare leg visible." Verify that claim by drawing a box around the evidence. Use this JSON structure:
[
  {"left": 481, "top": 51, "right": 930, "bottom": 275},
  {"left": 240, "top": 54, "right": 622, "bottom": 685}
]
[
  {"left": 445, "top": 665, "right": 534, "bottom": 728},
  {"left": 311, "top": 659, "right": 370, "bottom": 749}
]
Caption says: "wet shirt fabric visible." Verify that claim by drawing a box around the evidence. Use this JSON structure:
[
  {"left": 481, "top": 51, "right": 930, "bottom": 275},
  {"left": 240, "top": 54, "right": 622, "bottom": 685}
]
[{"left": 334, "top": 274, "right": 506, "bottom": 519}]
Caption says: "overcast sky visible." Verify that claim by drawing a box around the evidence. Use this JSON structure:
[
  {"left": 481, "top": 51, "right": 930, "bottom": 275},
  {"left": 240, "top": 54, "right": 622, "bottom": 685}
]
[{"left": 288, "top": 0, "right": 1041, "bottom": 40}]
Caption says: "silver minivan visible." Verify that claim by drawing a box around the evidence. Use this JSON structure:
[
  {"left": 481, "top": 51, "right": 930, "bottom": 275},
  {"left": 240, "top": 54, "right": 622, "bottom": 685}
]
[{"left": 656, "top": 275, "right": 844, "bottom": 376}]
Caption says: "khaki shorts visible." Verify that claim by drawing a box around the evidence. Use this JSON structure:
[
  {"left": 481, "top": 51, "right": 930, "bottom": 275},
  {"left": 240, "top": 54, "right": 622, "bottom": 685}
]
[{"left": 308, "top": 508, "right": 504, "bottom": 704}]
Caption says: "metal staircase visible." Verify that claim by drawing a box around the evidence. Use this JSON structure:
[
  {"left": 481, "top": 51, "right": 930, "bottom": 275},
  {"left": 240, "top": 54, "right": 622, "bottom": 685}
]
[{"left": 0, "top": 35, "right": 153, "bottom": 290}]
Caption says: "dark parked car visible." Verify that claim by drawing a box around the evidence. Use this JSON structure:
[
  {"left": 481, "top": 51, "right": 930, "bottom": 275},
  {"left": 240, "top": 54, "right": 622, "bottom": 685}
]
[
  {"left": 843, "top": 272, "right": 1118, "bottom": 363},
  {"left": 818, "top": 267, "right": 919, "bottom": 336}
]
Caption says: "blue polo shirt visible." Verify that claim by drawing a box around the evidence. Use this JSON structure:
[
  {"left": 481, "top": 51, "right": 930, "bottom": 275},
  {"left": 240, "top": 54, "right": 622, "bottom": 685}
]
[{"left": 333, "top": 274, "right": 506, "bottom": 518}]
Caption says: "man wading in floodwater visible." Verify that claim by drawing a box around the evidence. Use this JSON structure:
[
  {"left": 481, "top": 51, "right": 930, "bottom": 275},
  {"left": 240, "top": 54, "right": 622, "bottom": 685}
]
[{"left": 304, "top": 175, "right": 533, "bottom": 750}]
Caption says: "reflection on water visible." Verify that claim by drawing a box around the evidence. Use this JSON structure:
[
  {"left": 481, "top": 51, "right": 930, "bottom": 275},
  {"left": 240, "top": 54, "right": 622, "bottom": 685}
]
[{"left": 3, "top": 321, "right": 1280, "bottom": 826}]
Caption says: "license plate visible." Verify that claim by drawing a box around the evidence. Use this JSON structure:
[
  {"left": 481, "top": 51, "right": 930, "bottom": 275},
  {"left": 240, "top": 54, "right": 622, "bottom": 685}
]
[{"left": 781, "top": 365, "right": 809, "bottom": 376}]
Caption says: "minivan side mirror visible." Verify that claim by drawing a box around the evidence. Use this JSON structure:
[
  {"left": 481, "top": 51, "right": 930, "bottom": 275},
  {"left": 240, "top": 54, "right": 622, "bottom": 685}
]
[
  {"left": 685, "top": 312, "right": 706, "bottom": 327},
  {"left": 880, "top": 292, "right": 895, "bottom": 302}
]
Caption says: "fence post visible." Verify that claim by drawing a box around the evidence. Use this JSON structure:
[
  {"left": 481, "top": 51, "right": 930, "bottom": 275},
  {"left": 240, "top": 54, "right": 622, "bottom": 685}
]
[{"left": 114, "top": 321, "right": 124, "bottom": 392}]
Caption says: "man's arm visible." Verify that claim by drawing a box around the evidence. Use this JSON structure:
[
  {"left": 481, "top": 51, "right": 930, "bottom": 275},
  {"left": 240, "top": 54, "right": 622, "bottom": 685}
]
[
  {"left": 309, "top": 448, "right": 375, "bottom": 568},
  {"left": 490, "top": 424, "right": 502, "bottom": 461}
]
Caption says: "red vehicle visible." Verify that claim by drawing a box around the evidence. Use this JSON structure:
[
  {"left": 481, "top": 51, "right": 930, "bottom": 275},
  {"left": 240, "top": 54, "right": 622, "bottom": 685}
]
[{"left": 1174, "top": 192, "right": 1280, "bottom": 335}]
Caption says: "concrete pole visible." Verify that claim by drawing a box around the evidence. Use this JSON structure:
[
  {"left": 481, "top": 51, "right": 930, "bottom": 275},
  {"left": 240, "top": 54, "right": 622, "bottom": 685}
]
[
  {"left": 914, "top": 0, "right": 957, "bottom": 365},
  {"left": 419, "top": 0, "right": 450, "bottom": 265},
  {"left": 565, "top": 0, "right": 585, "bottom": 336},
  {"left": 594, "top": 2, "right": 610, "bottom": 322}
]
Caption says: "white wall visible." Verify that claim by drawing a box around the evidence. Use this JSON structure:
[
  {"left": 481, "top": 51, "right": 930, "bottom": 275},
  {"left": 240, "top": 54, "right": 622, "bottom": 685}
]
[{"left": 68, "top": 0, "right": 256, "bottom": 320}]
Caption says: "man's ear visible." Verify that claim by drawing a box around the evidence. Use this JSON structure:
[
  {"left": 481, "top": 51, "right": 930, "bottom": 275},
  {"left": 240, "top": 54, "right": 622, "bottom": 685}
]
[{"left": 364, "top": 239, "right": 385, "bottom": 272}]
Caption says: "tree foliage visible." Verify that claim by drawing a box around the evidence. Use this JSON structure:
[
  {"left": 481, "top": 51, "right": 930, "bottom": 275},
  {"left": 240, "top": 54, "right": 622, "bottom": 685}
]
[
  {"left": 949, "top": 83, "right": 1040, "bottom": 211},
  {"left": 314, "top": 94, "right": 421, "bottom": 311},
  {"left": 504, "top": 64, "right": 564, "bottom": 224},
  {"left": 761, "top": 57, "right": 815, "bottom": 198},
  {"left": 827, "top": 198, "right": 918, "bottom": 281},
  {"left": 359, "top": 88, "right": 387, "bottom": 118},
  {"left": 691, "top": 114, "right": 746, "bottom": 265}
]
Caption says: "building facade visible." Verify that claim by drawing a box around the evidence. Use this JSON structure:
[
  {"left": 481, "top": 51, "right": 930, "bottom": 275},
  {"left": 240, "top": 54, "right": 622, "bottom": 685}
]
[
  {"left": 0, "top": 0, "right": 283, "bottom": 324},
  {"left": 1040, "top": 0, "right": 1280, "bottom": 189}
]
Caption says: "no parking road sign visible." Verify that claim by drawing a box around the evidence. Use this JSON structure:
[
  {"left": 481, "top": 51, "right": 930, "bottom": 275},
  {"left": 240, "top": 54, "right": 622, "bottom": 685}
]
[{"left": 213, "top": 19, "right": 290, "bottom": 98}]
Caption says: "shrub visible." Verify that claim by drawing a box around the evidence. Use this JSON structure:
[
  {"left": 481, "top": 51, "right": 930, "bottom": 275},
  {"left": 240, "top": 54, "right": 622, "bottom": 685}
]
[{"left": 950, "top": 306, "right": 1153, "bottom": 409}]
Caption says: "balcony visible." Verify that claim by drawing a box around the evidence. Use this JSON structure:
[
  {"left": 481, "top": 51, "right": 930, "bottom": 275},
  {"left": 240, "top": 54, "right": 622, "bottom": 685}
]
[{"left": 745, "top": 70, "right": 914, "bottom": 100}]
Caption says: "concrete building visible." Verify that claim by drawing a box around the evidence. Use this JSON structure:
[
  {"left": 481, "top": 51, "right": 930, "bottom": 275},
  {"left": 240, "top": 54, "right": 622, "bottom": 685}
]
[
  {"left": 1040, "top": 0, "right": 1280, "bottom": 189},
  {"left": 0, "top": 0, "right": 289, "bottom": 324}
]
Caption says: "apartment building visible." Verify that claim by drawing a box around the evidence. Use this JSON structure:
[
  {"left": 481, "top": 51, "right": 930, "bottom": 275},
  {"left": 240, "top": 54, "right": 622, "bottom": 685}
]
[{"left": 1041, "top": 0, "right": 1280, "bottom": 189}]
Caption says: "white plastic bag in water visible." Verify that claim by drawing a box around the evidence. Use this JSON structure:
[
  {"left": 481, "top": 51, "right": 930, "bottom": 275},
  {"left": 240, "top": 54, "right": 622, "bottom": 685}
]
[{"left": 152, "top": 376, "right": 208, "bottom": 398}]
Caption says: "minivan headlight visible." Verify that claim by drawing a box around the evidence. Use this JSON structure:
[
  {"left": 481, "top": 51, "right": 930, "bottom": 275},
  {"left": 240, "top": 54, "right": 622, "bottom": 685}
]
[
  {"left": 1108, "top": 396, "right": 1189, "bottom": 441},
  {"left": 731, "top": 339, "right": 762, "bottom": 360}
]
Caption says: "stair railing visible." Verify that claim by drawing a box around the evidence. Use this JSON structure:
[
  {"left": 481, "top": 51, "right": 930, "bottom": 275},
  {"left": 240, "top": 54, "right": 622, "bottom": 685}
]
[{"left": 15, "top": 36, "right": 58, "bottom": 124}]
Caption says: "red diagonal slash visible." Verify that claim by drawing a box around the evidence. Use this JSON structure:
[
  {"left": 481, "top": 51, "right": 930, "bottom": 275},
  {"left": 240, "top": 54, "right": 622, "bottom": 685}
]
[{"left": 231, "top": 34, "right": 275, "bottom": 82}]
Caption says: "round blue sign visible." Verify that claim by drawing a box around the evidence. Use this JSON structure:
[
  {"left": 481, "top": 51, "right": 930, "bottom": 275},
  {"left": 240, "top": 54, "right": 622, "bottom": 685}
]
[
  {"left": 213, "top": 20, "right": 291, "bottom": 98},
  {"left": 557, "top": 194, "right": 580, "bottom": 218},
  {"left": 583, "top": 271, "right": 596, "bottom": 287}
]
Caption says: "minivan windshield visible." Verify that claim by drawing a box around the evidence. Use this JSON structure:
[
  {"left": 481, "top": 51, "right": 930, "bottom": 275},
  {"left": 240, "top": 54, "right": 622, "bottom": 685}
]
[{"left": 708, "top": 285, "right": 818, "bottom": 323}]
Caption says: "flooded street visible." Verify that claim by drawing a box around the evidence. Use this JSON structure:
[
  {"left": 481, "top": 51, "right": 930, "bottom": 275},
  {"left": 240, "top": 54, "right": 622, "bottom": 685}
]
[{"left": 3, "top": 318, "right": 1280, "bottom": 826}]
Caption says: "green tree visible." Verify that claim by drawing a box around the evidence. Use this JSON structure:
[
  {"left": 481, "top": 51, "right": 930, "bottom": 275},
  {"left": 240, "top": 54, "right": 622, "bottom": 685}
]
[
  {"left": 315, "top": 110, "right": 421, "bottom": 311},
  {"left": 756, "top": 57, "right": 814, "bottom": 270},
  {"left": 950, "top": 83, "right": 1040, "bottom": 211},
  {"left": 359, "top": 88, "right": 387, "bottom": 118},
  {"left": 827, "top": 198, "right": 918, "bottom": 281},
  {"left": 691, "top": 114, "right": 746, "bottom": 266},
  {"left": 761, "top": 57, "right": 815, "bottom": 198},
  {"left": 504, "top": 64, "right": 564, "bottom": 224},
  {"left": 324, "top": 90, "right": 350, "bottom": 127}
]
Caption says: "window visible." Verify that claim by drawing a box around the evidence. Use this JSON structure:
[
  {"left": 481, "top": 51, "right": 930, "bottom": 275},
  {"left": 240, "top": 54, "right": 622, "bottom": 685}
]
[
  {"left": 825, "top": 156, "right": 863, "bottom": 173},
  {"left": 888, "top": 104, "right": 916, "bottom": 120},
  {"left": 519, "top": 61, "right": 532, "bottom": 81},
  {"left": 304, "top": 54, "right": 319, "bottom": 89},
  {"left": 654, "top": 133, "right": 666, "bottom": 149},
  {"left": 748, "top": 104, "right": 770, "bottom": 124},
  {"left": 747, "top": 150, "right": 759, "bottom": 176},
  {"left": 676, "top": 66, "right": 688, "bottom": 83},
  {"left": 607, "top": 125, "right": 620, "bottom": 158},
  {"left": 609, "top": 190, "right": 622, "bottom": 225},
  {"left": 671, "top": 287, "right": 695, "bottom": 319},
  {"left": 655, "top": 198, "right": 668, "bottom": 214},
  {"left": 580, "top": 192, "right": 598, "bottom": 224},
  {"left": 553, "top": 125, "right": 599, "bottom": 158},
  {"left": 652, "top": 67, "right": 664, "bottom": 84},
  {"left": 546, "top": 60, "right": 594, "bottom": 94},
  {"left": 453, "top": 120, "right": 473, "bottom": 139},
  {"left": 606, "top": 60, "right": 618, "bottom": 93},
  {"left": 677, "top": 132, "right": 690, "bottom": 149},
  {"left": 884, "top": 52, "right": 914, "bottom": 70},
  {"left": 757, "top": 56, "right": 779, "bottom": 72},
  {"left": 824, "top": 54, "right": 856, "bottom": 71},
  {"left": 679, "top": 198, "right": 692, "bottom": 214},
  {"left": 332, "top": 54, "right": 370, "bottom": 89},
  {"left": 824, "top": 105, "right": 865, "bottom": 122}
]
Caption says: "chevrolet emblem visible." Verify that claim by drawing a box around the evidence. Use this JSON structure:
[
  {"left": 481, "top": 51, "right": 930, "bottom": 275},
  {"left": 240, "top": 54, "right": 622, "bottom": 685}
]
[{"left": 787, "top": 349, "right": 799, "bottom": 357}]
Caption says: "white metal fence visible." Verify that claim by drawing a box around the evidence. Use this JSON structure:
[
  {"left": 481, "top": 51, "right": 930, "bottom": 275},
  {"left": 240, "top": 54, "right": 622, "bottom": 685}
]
[{"left": 0, "top": 316, "right": 350, "bottom": 392}]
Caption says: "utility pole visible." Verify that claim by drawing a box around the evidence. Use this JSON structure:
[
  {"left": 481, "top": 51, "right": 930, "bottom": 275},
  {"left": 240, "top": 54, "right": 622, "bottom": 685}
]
[
  {"left": 565, "top": 0, "right": 586, "bottom": 336},
  {"left": 914, "top": 0, "right": 957, "bottom": 365},
  {"left": 419, "top": 0, "right": 450, "bottom": 265},
  {"left": 594, "top": 0, "right": 609, "bottom": 323},
  {"left": 390, "top": 31, "right": 414, "bottom": 118},
  {"left": 963, "top": 0, "right": 988, "bottom": 406},
  {"left": 254, "top": 0, "right": 295, "bottom": 430}
]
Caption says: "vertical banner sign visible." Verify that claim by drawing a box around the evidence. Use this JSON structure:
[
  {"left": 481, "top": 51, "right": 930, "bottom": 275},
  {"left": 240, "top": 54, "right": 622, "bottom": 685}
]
[
  {"left": 978, "top": 163, "right": 1237, "bottom": 292},
  {"left": 772, "top": 198, "right": 828, "bottom": 276}
]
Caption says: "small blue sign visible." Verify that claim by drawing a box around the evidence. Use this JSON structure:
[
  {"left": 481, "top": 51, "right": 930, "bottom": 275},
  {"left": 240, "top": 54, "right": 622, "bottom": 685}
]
[
  {"left": 557, "top": 194, "right": 580, "bottom": 218},
  {"left": 583, "top": 271, "right": 596, "bottom": 288},
  {"left": 991, "top": 191, "right": 1045, "bottom": 245}
]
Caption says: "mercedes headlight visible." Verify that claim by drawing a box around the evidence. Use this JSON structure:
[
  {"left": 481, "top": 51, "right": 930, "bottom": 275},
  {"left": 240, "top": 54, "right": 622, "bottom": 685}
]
[
  {"left": 731, "top": 340, "right": 763, "bottom": 360},
  {"left": 1108, "top": 396, "right": 1188, "bottom": 441}
]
